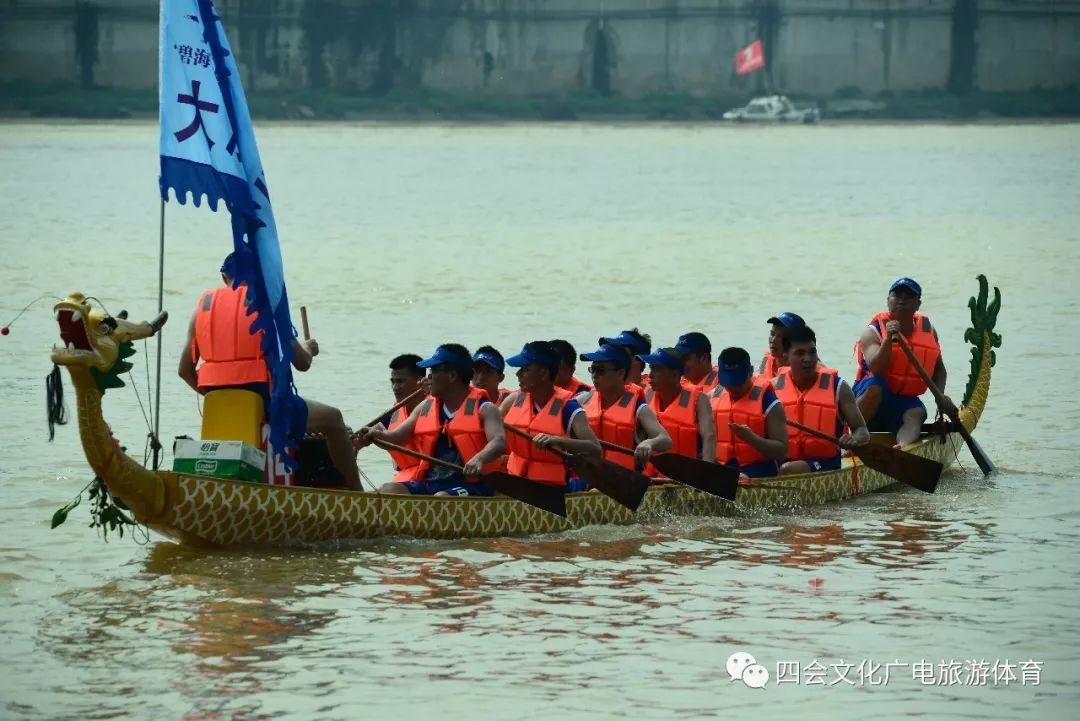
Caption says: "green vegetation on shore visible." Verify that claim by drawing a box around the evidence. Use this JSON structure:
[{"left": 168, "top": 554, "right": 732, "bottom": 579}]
[{"left": 2, "top": 80, "right": 1077, "bottom": 122}]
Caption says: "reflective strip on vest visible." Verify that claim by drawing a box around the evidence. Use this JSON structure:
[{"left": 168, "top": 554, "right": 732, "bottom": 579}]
[
  {"left": 411, "top": 388, "right": 498, "bottom": 480},
  {"left": 584, "top": 390, "right": 637, "bottom": 470},
  {"left": 712, "top": 380, "right": 771, "bottom": 467},
  {"left": 856, "top": 312, "right": 942, "bottom": 396},
  {"left": 194, "top": 285, "right": 269, "bottom": 389},
  {"left": 504, "top": 388, "right": 572, "bottom": 485},
  {"left": 774, "top": 369, "right": 840, "bottom": 460}
]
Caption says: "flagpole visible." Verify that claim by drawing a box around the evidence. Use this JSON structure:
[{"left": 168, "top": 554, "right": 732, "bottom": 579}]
[{"left": 152, "top": 196, "right": 165, "bottom": 470}]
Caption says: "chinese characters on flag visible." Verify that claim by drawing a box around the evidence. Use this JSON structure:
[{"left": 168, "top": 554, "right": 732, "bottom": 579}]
[{"left": 736, "top": 40, "right": 765, "bottom": 75}]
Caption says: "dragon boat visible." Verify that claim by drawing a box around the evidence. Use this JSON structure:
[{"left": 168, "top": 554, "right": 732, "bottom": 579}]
[{"left": 49, "top": 276, "right": 1001, "bottom": 549}]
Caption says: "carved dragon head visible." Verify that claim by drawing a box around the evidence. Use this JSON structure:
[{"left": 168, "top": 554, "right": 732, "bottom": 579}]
[{"left": 52, "top": 294, "right": 163, "bottom": 387}]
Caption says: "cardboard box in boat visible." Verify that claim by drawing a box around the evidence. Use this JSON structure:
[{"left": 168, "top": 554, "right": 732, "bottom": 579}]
[{"left": 172, "top": 438, "right": 266, "bottom": 483}]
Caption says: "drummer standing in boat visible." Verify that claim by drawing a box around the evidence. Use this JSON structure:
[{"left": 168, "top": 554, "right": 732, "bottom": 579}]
[
  {"left": 356, "top": 344, "right": 506, "bottom": 496},
  {"left": 500, "top": 341, "right": 601, "bottom": 491},
  {"left": 853, "top": 278, "right": 957, "bottom": 447},
  {"left": 178, "top": 252, "right": 360, "bottom": 489}
]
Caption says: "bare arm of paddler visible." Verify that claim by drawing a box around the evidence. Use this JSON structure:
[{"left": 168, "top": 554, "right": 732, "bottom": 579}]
[
  {"left": 633, "top": 405, "right": 672, "bottom": 463},
  {"left": 731, "top": 403, "right": 789, "bottom": 461},
  {"left": 353, "top": 401, "right": 421, "bottom": 449},
  {"left": 462, "top": 404, "right": 507, "bottom": 476},
  {"left": 695, "top": 392, "right": 717, "bottom": 463},
  {"left": 836, "top": 381, "right": 870, "bottom": 449},
  {"left": 533, "top": 410, "right": 602, "bottom": 456},
  {"left": 288, "top": 337, "right": 319, "bottom": 372},
  {"left": 178, "top": 312, "right": 199, "bottom": 391},
  {"left": 859, "top": 322, "right": 896, "bottom": 377}
]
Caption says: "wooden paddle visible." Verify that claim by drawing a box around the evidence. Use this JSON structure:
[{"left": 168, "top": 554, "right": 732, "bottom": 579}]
[
  {"left": 504, "top": 425, "right": 649, "bottom": 512},
  {"left": 299, "top": 306, "right": 310, "bottom": 340},
  {"left": 596, "top": 440, "right": 738, "bottom": 502},
  {"left": 786, "top": 419, "right": 941, "bottom": 494},
  {"left": 891, "top": 332, "right": 996, "bottom": 475},
  {"left": 360, "top": 387, "right": 426, "bottom": 430},
  {"left": 373, "top": 440, "right": 567, "bottom": 518}
]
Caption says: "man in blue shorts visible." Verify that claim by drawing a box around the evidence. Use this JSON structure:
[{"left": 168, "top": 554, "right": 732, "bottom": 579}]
[{"left": 853, "top": 277, "right": 957, "bottom": 447}]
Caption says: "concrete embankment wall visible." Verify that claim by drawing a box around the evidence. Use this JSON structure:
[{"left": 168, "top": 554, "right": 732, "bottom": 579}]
[{"left": 1, "top": 0, "right": 1078, "bottom": 96}]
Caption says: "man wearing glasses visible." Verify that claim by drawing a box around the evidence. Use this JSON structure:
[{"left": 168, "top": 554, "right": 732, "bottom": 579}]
[
  {"left": 355, "top": 344, "right": 506, "bottom": 496},
  {"left": 576, "top": 343, "right": 672, "bottom": 470},
  {"left": 598, "top": 328, "right": 653, "bottom": 392}
]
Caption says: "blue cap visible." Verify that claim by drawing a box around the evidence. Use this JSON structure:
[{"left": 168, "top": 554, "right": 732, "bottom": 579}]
[
  {"left": 220, "top": 252, "right": 236, "bottom": 276},
  {"left": 472, "top": 350, "right": 504, "bottom": 373},
  {"left": 417, "top": 345, "right": 473, "bottom": 372},
  {"left": 717, "top": 347, "right": 752, "bottom": 387},
  {"left": 579, "top": 343, "right": 631, "bottom": 370},
  {"left": 637, "top": 347, "right": 684, "bottom": 373},
  {"left": 766, "top": 312, "right": 805, "bottom": 329},
  {"left": 675, "top": 332, "right": 711, "bottom": 354},
  {"left": 506, "top": 342, "right": 560, "bottom": 369},
  {"left": 889, "top": 277, "right": 922, "bottom": 297},
  {"left": 598, "top": 330, "right": 651, "bottom": 355}
]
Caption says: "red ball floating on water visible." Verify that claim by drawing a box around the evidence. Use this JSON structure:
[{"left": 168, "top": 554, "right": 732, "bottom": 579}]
[
  {"left": 809, "top": 577, "right": 824, "bottom": 589},
  {"left": 0, "top": 326, "right": 9, "bottom": 336}
]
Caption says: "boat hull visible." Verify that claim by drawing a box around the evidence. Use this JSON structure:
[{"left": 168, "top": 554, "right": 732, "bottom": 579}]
[{"left": 147, "top": 432, "right": 963, "bottom": 547}]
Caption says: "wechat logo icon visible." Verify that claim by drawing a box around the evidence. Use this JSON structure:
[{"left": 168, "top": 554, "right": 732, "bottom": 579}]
[{"left": 727, "top": 651, "right": 770, "bottom": 689}]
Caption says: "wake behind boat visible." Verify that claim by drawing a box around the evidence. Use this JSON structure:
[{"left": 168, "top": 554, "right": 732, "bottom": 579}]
[{"left": 46, "top": 276, "right": 1001, "bottom": 548}]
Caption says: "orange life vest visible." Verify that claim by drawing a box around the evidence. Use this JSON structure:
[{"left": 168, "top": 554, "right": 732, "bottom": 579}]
[
  {"left": 712, "top": 379, "right": 773, "bottom": 467},
  {"left": 409, "top": 387, "right": 500, "bottom": 480},
  {"left": 856, "top": 312, "right": 941, "bottom": 396},
  {"left": 504, "top": 388, "right": 574, "bottom": 486},
  {"left": 773, "top": 368, "right": 841, "bottom": 460},
  {"left": 193, "top": 285, "right": 269, "bottom": 389},
  {"left": 685, "top": 367, "right": 719, "bottom": 394},
  {"left": 557, "top": 376, "right": 592, "bottom": 395},
  {"left": 385, "top": 405, "right": 425, "bottom": 482},
  {"left": 756, "top": 353, "right": 784, "bottom": 382},
  {"left": 581, "top": 389, "right": 639, "bottom": 470},
  {"left": 645, "top": 386, "right": 702, "bottom": 476}
]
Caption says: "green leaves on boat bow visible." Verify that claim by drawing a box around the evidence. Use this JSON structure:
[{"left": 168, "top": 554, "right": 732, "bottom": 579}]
[{"left": 50, "top": 476, "right": 139, "bottom": 541}]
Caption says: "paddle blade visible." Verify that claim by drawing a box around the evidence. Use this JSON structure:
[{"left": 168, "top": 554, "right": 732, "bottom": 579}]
[
  {"left": 855, "top": 444, "right": 943, "bottom": 494},
  {"left": 649, "top": 454, "right": 739, "bottom": 502},
  {"left": 567, "top": 455, "right": 650, "bottom": 512},
  {"left": 486, "top": 473, "right": 567, "bottom": 518},
  {"left": 962, "top": 429, "right": 997, "bottom": 475}
]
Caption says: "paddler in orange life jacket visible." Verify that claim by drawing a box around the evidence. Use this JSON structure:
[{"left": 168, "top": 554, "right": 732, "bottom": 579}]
[
  {"left": 374, "top": 353, "right": 427, "bottom": 482},
  {"left": 500, "top": 340, "right": 601, "bottom": 492},
  {"left": 757, "top": 312, "right": 804, "bottom": 380},
  {"left": 179, "top": 252, "right": 360, "bottom": 489},
  {"left": 773, "top": 325, "right": 869, "bottom": 475},
  {"left": 472, "top": 345, "right": 512, "bottom": 404},
  {"left": 853, "top": 277, "right": 957, "bottom": 447},
  {"left": 355, "top": 344, "right": 506, "bottom": 496},
  {"left": 576, "top": 343, "right": 672, "bottom": 468},
  {"left": 709, "top": 347, "right": 789, "bottom": 478},
  {"left": 550, "top": 339, "right": 592, "bottom": 396},
  {"left": 598, "top": 328, "right": 652, "bottom": 392},
  {"left": 638, "top": 347, "right": 717, "bottom": 472},
  {"left": 675, "top": 332, "right": 719, "bottom": 393}
]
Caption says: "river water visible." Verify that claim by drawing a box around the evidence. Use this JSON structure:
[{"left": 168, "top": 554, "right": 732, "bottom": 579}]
[{"left": 0, "top": 121, "right": 1077, "bottom": 719}]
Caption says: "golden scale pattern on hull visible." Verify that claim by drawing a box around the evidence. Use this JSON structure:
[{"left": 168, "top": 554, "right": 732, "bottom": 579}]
[{"left": 56, "top": 277, "right": 998, "bottom": 548}]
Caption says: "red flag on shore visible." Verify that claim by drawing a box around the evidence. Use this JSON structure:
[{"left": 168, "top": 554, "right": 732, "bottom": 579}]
[{"left": 735, "top": 40, "right": 765, "bottom": 75}]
